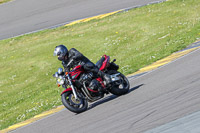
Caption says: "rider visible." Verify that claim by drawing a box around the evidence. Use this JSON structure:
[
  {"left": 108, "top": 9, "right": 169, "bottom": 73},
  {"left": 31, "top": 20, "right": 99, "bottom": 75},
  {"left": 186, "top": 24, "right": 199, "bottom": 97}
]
[{"left": 53, "top": 45, "right": 112, "bottom": 89}]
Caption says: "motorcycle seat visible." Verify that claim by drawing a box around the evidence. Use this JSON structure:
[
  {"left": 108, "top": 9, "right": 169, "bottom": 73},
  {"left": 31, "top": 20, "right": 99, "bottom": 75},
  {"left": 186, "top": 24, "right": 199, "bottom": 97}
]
[{"left": 95, "top": 57, "right": 105, "bottom": 69}]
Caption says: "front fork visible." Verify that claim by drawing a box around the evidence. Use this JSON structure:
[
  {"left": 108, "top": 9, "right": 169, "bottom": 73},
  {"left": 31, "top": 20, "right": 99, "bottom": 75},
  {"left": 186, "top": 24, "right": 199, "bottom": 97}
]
[{"left": 66, "top": 74, "right": 79, "bottom": 100}]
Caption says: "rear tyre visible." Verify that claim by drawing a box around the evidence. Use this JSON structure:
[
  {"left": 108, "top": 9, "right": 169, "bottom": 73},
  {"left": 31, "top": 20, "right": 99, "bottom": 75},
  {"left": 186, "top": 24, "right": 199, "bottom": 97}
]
[
  {"left": 108, "top": 70, "right": 130, "bottom": 96},
  {"left": 61, "top": 92, "right": 88, "bottom": 113}
]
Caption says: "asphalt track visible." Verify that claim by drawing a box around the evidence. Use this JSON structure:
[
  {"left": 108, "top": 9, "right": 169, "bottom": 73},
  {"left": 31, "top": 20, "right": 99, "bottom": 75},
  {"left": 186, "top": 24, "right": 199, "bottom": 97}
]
[{"left": 0, "top": 0, "right": 164, "bottom": 40}]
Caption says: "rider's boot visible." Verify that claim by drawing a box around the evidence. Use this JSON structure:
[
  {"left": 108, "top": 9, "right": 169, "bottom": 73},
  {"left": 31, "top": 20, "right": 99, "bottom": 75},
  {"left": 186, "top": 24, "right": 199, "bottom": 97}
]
[{"left": 97, "top": 70, "right": 112, "bottom": 86}]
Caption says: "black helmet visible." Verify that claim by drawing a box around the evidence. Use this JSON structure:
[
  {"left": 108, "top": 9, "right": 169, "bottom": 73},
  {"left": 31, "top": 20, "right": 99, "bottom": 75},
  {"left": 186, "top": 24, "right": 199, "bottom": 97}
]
[{"left": 53, "top": 45, "right": 68, "bottom": 61}]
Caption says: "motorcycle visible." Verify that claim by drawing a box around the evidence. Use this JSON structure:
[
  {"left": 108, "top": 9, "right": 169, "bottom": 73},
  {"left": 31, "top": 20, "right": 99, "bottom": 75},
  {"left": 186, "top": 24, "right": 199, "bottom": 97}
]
[{"left": 53, "top": 55, "right": 130, "bottom": 113}]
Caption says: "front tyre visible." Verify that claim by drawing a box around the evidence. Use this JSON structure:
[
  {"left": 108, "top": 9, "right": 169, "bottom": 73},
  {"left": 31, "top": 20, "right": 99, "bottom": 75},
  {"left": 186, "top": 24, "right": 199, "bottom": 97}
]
[
  {"left": 108, "top": 70, "right": 130, "bottom": 96},
  {"left": 61, "top": 92, "right": 88, "bottom": 113}
]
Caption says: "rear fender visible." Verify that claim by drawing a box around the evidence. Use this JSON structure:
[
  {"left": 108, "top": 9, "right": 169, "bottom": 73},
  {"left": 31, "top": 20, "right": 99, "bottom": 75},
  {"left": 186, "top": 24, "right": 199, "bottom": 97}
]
[{"left": 61, "top": 88, "right": 72, "bottom": 96}]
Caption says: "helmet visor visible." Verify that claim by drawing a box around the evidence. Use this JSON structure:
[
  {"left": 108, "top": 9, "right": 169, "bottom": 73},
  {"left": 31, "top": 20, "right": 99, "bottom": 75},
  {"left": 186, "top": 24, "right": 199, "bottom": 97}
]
[
  {"left": 53, "top": 48, "right": 61, "bottom": 56},
  {"left": 53, "top": 49, "right": 58, "bottom": 56}
]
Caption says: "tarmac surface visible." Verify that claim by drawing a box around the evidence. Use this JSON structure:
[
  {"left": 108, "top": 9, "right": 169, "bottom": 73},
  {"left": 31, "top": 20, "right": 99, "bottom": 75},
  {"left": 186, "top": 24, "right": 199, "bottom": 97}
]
[
  {"left": 0, "top": 0, "right": 164, "bottom": 40},
  {"left": 145, "top": 111, "right": 200, "bottom": 133}
]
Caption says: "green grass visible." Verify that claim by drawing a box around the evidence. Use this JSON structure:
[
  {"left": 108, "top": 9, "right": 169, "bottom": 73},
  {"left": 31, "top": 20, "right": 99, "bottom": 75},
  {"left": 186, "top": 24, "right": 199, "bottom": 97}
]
[
  {"left": 0, "top": 0, "right": 11, "bottom": 4},
  {"left": 0, "top": 0, "right": 200, "bottom": 130}
]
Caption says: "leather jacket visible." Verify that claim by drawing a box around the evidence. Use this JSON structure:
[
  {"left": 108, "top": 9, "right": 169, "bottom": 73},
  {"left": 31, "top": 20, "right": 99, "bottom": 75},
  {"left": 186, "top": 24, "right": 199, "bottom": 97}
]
[{"left": 62, "top": 48, "right": 93, "bottom": 72}]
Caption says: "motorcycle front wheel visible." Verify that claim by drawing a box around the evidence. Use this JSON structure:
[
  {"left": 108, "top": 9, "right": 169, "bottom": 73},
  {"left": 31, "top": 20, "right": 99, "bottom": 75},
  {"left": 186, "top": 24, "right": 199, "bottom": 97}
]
[
  {"left": 61, "top": 91, "right": 88, "bottom": 113},
  {"left": 108, "top": 70, "right": 130, "bottom": 96}
]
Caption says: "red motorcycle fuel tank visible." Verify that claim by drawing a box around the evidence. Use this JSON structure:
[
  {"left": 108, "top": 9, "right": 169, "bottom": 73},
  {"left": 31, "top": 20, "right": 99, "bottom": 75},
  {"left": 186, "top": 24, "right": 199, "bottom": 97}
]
[{"left": 69, "top": 65, "right": 84, "bottom": 79}]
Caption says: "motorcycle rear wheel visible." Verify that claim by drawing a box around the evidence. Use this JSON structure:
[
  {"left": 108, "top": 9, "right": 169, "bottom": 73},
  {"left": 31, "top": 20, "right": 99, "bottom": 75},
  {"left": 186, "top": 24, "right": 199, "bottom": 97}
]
[
  {"left": 108, "top": 70, "right": 130, "bottom": 96},
  {"left": 61, "top": 92, "right": 88, "bottom": 113}
]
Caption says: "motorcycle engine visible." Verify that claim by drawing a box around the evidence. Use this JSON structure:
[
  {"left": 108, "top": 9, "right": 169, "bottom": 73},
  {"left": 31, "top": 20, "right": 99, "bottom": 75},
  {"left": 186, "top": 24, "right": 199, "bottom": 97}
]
[
  {"left": 88, "top": 79, "right": 102, "bottom": 96},
  {"left": 79, "top": 72, "right": 93, "bottom": 85},
  {"left": 79, "top": 73, "right": 102, "bottom": 96}
]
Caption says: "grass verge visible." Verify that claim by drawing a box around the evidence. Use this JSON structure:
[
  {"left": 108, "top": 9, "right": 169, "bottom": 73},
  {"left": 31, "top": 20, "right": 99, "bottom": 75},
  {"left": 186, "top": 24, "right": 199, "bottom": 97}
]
[
  {"left": 0, "top": 0, "right": 200, "bottom": 130},
  {"left": 0, "top": 0, "right": 11, "bottom": 4}
]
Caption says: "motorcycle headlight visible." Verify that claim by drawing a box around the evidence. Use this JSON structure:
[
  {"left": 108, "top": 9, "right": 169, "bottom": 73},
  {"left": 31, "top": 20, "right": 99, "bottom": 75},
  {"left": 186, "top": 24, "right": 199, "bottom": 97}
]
[
  {"left": 57, "top": 76, "right": 65, "bottom": 85},
  {"left": 58, "top": 68, "right": 63, "bottom": 75},
  {"left": 54, "top": 72, "right": 59, "bottom": 78}
]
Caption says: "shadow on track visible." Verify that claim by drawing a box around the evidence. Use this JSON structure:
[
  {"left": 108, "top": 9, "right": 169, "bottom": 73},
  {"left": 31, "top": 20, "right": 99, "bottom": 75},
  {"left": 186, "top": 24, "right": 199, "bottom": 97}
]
[{"left": 87, "top": 84, "right": 144, "bottom": 110}]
